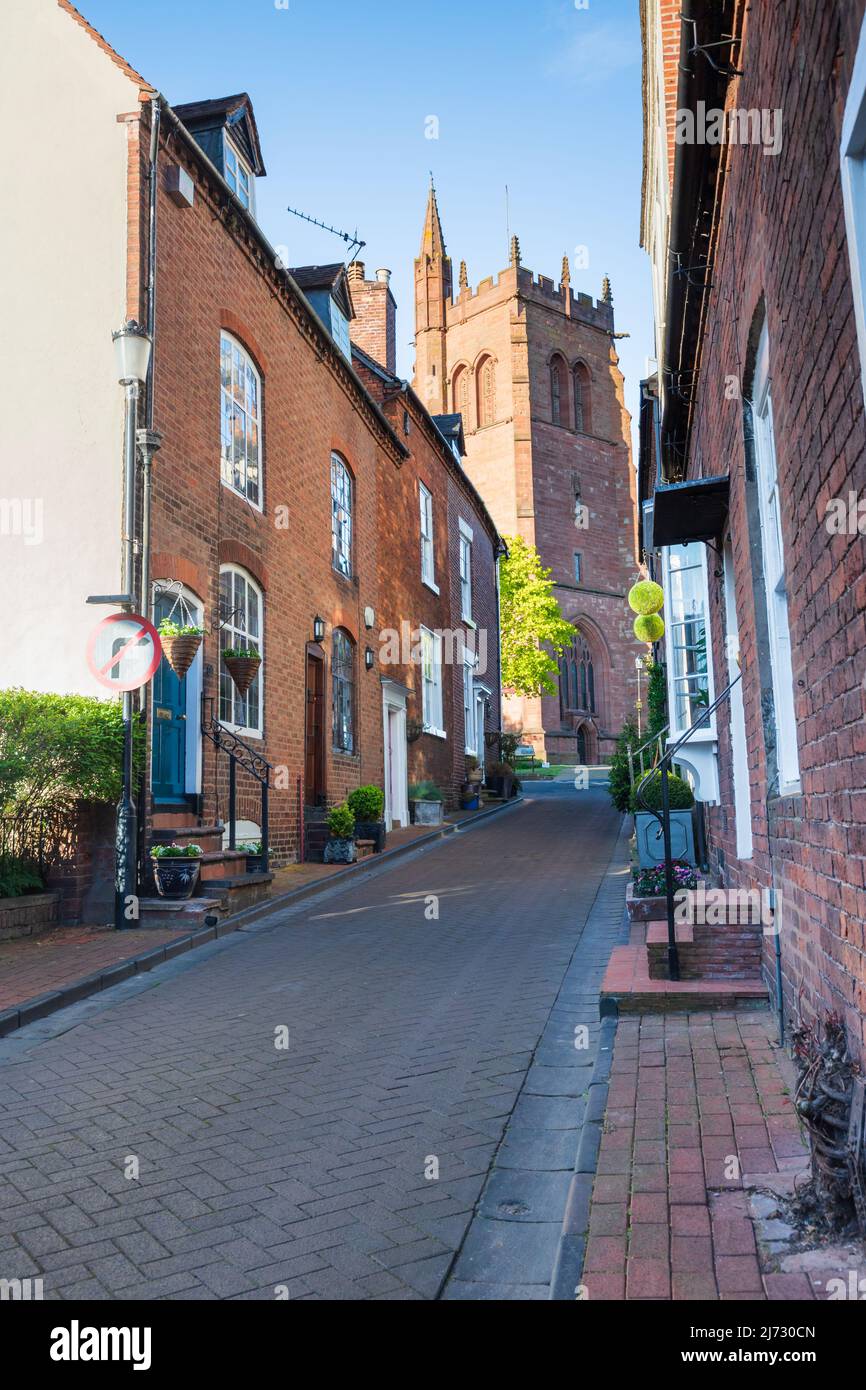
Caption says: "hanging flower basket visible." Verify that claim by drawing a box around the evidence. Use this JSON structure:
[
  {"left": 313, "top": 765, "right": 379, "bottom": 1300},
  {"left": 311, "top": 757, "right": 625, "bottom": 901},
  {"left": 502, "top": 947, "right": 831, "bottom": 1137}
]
[
  {"left": 223, "top": 648, "right": 261, "bottom": 696},
  {"left": 157, "top": 623, "right": 204, "bottom": 680}
]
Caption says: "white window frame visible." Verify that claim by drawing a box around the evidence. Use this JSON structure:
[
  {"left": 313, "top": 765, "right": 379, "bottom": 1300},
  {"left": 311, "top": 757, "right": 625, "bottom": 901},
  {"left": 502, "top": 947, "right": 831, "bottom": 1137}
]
[
  {"left": 750, "top": 320, "right": 801, "bottom": 795},
  {"left": 220, "top": 332, "right": 262, "bottom": 510},
  {"left": 840, "top": 10, "right": 866, "bottom": 408},
  {"left": 219, "top": 564, "right": 264, "bottom": 738},
  {"left": 420, "top": 626, "right": 445, "bottom": 737},
  {"left": 723, "top": 541, "right": 753, "bottom": 859},
  {"left": 331, "top": 453, "right": 353, "bottom": 578},
  {"left": 662, "top": 542, "right": 715, "bottom": 741},
  {"left": 223, "top": 132, "right": 254, "bottom": 213},
  {"left": 459, "top": 518, "right": 473, "bottom": 623},
  {"left": 419, "top": 483, "right": 438, "bottom": 592}
]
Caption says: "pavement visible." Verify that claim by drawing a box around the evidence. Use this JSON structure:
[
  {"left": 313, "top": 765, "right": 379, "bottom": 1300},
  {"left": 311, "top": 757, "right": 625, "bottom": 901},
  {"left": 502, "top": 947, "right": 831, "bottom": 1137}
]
[{"left": 0, "top": 781, "right": 628, "bottom": 1301}]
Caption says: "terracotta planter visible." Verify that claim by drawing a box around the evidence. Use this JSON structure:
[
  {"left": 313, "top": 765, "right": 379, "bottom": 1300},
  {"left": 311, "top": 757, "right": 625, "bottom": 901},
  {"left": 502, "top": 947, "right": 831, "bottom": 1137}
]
[
  {"left": 224, "top": 654, "right": 261, "bottom": 696},
  {"left": 161, "top": 633, "right": 202, "bottom": 680}
]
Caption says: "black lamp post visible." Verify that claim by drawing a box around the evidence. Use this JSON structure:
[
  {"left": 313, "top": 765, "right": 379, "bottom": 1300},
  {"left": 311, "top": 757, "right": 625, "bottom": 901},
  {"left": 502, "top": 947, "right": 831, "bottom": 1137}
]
[{"left": 111, "top": 321, "right": 153, "bottom": 930}]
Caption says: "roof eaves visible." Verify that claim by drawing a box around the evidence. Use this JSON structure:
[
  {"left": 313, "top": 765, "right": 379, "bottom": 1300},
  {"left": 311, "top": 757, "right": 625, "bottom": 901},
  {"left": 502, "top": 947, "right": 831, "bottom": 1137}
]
[{"left": 57, "top": 0, "right": 154, "bottom": 93}]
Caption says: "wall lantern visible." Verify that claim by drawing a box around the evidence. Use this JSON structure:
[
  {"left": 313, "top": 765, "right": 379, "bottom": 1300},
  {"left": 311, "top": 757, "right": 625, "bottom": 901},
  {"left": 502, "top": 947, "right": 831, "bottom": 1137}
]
[
  {"left": 312, "top": 615, "right": 326, "bottom": 644},
  {"left": 111, "top": 319, "right": 152, "bottom": 385},
  {"left": 364, "top": 646, "right": 375, "bottom": 671}
]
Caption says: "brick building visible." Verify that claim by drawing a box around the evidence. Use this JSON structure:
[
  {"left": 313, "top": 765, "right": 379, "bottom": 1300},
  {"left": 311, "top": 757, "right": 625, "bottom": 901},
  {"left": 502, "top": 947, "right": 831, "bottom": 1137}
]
[
  {"left": 412, "top": 184, "right": 640, "bottom": 762},
  {"left": 5, "top": 0, "right": 503, "bottom": 915},
  {"left": 640, "top": 0, "right": 866, "bottom": 1054},
  {"left": 349, "top": 273, "right": 503, "bottom": 815}
]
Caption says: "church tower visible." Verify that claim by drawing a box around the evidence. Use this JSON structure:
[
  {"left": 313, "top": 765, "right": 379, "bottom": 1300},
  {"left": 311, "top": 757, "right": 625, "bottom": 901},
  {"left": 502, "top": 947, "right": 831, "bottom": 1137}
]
[
  {"left": 412, "top": 189, "right": 639, "bottom": 764},
  {"left": 413, "top": 180, "right": 452, "bottom": 414}
]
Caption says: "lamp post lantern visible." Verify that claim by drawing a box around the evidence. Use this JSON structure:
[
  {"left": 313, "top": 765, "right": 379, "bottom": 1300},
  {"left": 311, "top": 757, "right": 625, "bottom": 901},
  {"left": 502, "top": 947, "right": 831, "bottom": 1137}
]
[{"left": 112, "top": 322, "right": 153, "bottom": 931}]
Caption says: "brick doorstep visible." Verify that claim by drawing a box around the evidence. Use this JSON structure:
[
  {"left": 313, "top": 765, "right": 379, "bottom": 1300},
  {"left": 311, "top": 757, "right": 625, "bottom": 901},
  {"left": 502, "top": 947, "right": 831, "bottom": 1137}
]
[
  {"left": 0, "top": 797, "right": 524, "bottom": 1037},
  {"left": 580, "top": 1010, "right": 821, "bottom": 1302}
]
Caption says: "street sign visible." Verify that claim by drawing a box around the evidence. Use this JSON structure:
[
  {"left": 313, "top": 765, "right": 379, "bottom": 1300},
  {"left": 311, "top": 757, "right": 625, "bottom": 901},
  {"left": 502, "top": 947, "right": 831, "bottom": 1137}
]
[{"left": 86, "top": 612, "right": 162, "bottom": 692}]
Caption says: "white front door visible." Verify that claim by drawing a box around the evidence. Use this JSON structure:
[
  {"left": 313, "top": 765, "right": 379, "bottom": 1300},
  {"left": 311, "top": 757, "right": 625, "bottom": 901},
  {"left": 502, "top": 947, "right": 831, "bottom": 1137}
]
[{"left": 382, "top": 684, "right": 409, "bottom": 829}]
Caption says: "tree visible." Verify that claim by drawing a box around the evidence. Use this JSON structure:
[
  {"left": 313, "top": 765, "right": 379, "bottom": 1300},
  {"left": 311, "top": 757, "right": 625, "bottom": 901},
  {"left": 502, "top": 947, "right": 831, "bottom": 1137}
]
[{"left": 498, "top": 536, "right": 576, "bottom": 697}]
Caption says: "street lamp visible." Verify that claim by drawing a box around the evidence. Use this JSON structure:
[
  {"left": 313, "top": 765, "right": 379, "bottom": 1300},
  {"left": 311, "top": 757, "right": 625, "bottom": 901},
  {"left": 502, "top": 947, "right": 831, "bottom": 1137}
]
[
  {"left": 312, "top": 615, "right": 325, "bottom": 644},
  {"left": 112, "top": 321, "right": 152, "bottom": 932}
]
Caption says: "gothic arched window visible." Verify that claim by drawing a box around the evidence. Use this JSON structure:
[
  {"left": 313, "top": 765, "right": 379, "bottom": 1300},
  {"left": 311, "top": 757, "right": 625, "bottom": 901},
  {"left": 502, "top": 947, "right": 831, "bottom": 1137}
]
[
  {"left": 550, "top": 354, "right": 568, "bottom": 427},
  {"left": 573, "top": 362, "right": 591, "bottom": 434},
  {"left": 476, "top": 355, "right": 496, "bottom": 427},
  {"left": 452, "top": 365, "right": 472, "bottom": 428},
  {"left": 559, "top": 635, "right": 595, "bottom": 714}
]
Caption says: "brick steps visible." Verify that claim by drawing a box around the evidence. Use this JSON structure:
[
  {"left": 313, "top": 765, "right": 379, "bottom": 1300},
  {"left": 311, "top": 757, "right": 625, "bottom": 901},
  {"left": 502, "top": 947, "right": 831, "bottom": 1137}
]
[{"left": 600, "top": 944, "right": 768, "bottom": 1015}]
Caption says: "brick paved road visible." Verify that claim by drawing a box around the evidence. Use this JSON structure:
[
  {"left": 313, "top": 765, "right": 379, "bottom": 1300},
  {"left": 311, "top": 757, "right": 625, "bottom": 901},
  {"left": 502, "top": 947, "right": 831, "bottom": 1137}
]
[{"left": 0, "top": 785, "right": 624, "bottom": 1301}]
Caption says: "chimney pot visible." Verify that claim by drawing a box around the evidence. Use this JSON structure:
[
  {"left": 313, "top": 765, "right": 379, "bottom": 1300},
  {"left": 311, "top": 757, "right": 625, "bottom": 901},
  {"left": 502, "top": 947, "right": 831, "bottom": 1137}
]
[{"left": 376, "top": 268, "right": 391, "bottom": 285}]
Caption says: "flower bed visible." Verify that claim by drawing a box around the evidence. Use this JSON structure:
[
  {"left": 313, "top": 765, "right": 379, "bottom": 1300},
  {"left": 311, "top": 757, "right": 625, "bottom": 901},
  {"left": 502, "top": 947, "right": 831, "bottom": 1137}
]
[{"left": 626, "top": 861, "right": 700, "bottom": 922}]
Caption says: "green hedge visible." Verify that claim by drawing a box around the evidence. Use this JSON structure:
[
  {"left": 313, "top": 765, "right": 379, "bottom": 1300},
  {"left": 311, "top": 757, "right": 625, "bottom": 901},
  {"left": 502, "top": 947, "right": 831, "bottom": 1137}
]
[{"left": 0, "top": 689, "right": 144, "bottom": 814}]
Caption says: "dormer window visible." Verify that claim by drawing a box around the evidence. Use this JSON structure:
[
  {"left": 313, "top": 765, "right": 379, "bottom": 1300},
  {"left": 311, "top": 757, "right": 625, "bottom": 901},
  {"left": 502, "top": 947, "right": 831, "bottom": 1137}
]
[{"left": 224, "top": 135, "right": 253, "bottom": 211}]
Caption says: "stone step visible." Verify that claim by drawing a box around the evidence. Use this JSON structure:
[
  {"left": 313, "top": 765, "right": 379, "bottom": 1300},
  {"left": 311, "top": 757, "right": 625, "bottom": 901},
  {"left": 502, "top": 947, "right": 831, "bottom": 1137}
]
[
  {"left": 199, "top": 849, "right": 249, "bottom": 881},
  {"left": 152, "top": 803, "right": 199, "bottom": 830},
  {"left": 200, "top": 873, "right": 274, "bottom": 911},
  {"left": 138, "top": 896, "right": 228, "bottom": 929},
  {"left": 151, "top": 824, "right": 224, "bottom": 852}
]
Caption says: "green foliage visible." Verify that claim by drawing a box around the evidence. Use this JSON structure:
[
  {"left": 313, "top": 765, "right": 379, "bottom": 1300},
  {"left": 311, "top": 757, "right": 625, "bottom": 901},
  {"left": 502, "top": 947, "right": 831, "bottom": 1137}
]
[
  {"left": 327, "top": 802, "right": 356, "bottom": 838},
  {"left": 347, "top": 785, "right": 385, "bottom": 821},
  {"left": 498, "top": 732, "right": 522, "bottom": 765},
  {"left": 0, "top": 689, "right": 144, "bottom": 814},
  {"left": 499, "top": 536, "right": 576, "bottom": 696},
  {"left": 222, "top": 647, "right": 261, "bottom": 661},
  {"left": 607, "top": 719, "right": 640, "bottom": 813},
  {"left": 409, "top": 780, "right": 443, "bottom": 802},
  {"left": 647, "top": 662, "right": 668, "bottom": 738},
  {"left": 0, "top": 856, "right": 44, "bottom": 899},
  {"left": 632, "top": 771, "right": 695, "bottom": 813},
  {"left": 242, "top": 840, "right": 263, "bottom": 855},
  {"left": 634, "top": 613, "right": 665, "bottom": 644},
  {"left": 151, "top": 842, "right": 203, "bottom": 858},
  {"left": 628, "top": 580, "right": 664, "bottom": 615},
  {"left": 158, "top": 620, "right": 204, "bottom": 638}
]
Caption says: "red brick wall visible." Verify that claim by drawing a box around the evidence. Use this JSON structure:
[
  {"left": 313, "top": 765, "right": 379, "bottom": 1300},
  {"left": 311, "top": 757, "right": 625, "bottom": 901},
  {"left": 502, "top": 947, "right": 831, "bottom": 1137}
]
[
  {"left": 147, "top": 127, "right": 400, "bottom": 861},
  {"left": 347, "top": 263, "right": 397, "bottom": 374},
  {"left": 672, "top": 0, "right": 866, "bottom": 1054}
]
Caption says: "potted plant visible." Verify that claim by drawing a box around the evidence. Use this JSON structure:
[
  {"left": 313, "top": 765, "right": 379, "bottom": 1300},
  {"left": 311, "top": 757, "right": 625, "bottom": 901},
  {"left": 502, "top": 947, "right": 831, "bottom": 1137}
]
[
  {"left": 157, "top": 619, "right": 204, "bottom": 679},
  {"left": 627, "top": 860, "right": 699, "bottom": 921},
  {"left": 150, "top": 842, "right": 203, "bottom": 899},
  {"left": 323, "top": 802, "right": 356, "bottom": 863},
  {"left": 408, "top": 781, "right": 444, "bottom": 826},
  {"left": 347, "top": 785, "right": 386, "bottom": 852},
  {"left": 631, "top": 771, "right": 697, "bottom": 867},
  {"left": 460, "top": 758, "right": 482, "bottom": 810},
  {"left": 222, "top": 646, "right": 261, "bottom": 697},
  {"left": 243, "top": 839, "right": 264, "bottom": 874},
  {"left": 485, "top": 760, "right": 518, "bottom": 799}
]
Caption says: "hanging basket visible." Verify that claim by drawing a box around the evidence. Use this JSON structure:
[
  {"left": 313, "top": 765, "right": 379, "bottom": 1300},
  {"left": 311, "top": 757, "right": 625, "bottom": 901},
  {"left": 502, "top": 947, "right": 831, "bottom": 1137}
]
[
  {"left": 224, "top": 652, "right": 261, "bottom": 696},
  {"left": 161, "top": 633, "right": 202, "bottom": 680}
]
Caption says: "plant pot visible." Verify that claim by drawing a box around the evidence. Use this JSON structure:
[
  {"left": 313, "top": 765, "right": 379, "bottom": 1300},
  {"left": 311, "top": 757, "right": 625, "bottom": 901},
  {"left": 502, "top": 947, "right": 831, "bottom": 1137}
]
[
  {"left": 486, "top": 774, "right": 514, "bottom": 799},
  {"left": 353, "top": 819, "right": 386, "bottom": 853},
  {"left": 460, "top": 784, "right": 480, "bottom": 810},
  {"left": 161, "top": 633, "right": 202, "bottom": 680},
  {"left": 151, "top": 857, "right": 201, "bottom": 900},
  {"left": 634, "top": 810, "right": 696, "bottom": 868},
  {"left": 323, "top": 836, "right": 357, "bottom": 864},
  {"left": 245, "top": 853, "right": 264, "bottom": 874},
  {"left": 410, "top": 799, "right": 443, "bottom": 826},
  {"left": 224, "top": 654, "right": 261, "bottom": 696}
]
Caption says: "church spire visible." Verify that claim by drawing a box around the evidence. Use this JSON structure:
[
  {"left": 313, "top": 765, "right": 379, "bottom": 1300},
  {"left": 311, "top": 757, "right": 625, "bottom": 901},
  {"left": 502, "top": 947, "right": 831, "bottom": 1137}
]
[
  {"left": 561, "top": 253, "right": 571, "bottom": 288},
  {"left": 421, "top": 176, "right": 447, "bottom": 262}
]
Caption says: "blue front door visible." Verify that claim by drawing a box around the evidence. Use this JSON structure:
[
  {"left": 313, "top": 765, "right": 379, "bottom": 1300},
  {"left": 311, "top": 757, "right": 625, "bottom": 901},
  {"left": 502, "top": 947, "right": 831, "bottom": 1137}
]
[{"left": 152, "top": 595, "right": 187, "bottom": 802}]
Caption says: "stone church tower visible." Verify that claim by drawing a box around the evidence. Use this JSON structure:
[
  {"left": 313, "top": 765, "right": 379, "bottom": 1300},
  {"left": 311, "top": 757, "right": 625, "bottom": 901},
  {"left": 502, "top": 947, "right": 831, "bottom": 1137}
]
[{"left": 413, "top": 184, "right": 639, "bottom": 762}]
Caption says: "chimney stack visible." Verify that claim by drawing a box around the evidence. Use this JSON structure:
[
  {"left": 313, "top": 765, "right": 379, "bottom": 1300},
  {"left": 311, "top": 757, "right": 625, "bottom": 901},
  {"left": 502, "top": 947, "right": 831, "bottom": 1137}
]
[{"left": 347, "top": 264, "right": 397, "bottom": 373}]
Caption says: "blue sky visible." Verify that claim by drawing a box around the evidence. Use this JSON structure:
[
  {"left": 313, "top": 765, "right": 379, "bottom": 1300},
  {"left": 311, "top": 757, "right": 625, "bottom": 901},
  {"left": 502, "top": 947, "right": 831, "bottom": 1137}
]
[{"left": 83, "top": 0, "right": 653, "bottom": 441}]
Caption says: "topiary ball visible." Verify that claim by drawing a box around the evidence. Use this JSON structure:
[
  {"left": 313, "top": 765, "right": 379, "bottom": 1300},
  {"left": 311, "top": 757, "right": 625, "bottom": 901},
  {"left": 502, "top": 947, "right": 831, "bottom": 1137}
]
[
  {"left": 628, "top": 580, "right": 664, "bottom": 615},
  {"left": 634, "top": 613, "right": 665, "bottom": 643}
]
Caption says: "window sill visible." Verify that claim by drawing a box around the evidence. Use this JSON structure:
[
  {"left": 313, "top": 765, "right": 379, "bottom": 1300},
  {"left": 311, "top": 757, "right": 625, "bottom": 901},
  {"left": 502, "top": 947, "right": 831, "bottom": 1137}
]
[
  {"left": 422, "top": 577, "right": 440, "bottom": 596},
  {"left": 221, "top": 478, "right": 263, "bottom": 513},
  {"left": 423, "top": 726, "right": 447, "bottom": 740},
  {"left": 463, "top": 616, "right": 476, "bottom": 630}
]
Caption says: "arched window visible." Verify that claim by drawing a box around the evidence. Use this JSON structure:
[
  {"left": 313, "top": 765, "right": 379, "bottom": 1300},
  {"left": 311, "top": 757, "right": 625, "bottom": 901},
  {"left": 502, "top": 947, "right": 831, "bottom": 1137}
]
[
  {"left": 573, "top": 362, "right": 591, "bottom": 434},
  {"left": 219, "top": 565, "right": 263, "bottom": 736},
  {"left": 559, "top": 635, "right": 595, "bottom": 714},
  {"left": 331, "top": 453, "right": 353, "bottom": 578},
  {"left": 476, "top": 355, "right": 496, "bottom": 427},
  {"left": 332, "top": 629, "right": 355, "bottom": 753},
  {"left": 452, "top": 365, "right": 472, "bottom": 427},
  {"left": 220, "top": 332, "right": 262, "bottom": 508},
  {"left": 550, "top": 355, "right": 568, "bottom": 426}
]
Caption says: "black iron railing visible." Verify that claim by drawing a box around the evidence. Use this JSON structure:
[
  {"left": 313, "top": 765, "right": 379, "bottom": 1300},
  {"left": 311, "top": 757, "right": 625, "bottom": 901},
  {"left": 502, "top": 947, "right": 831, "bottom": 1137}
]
[
  {"left": 634, "top": 673, "right": 742, "bottom": 981},
  {"left": 201, "top": 700, "right": 274, "bottom": 873},
  {"left": 0, "top": 808, "right": 73, "bottom": 874},
  {"left": 627, "top": 723, "right": 670, "bottom": 790}
]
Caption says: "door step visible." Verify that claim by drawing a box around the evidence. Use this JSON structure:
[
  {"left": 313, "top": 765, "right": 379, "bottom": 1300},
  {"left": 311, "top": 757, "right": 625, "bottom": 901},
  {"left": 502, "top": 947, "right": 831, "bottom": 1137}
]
[{"left": 600, "top": 945, "right": 768, "bottom": 1015}]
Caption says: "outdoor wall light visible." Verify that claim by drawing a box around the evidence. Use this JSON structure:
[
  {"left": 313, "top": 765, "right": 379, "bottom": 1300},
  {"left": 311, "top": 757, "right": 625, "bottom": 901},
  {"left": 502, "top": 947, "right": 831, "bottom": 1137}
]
[
  {"left": 112, "top": 320, "right": 153, "bottom": 384},
  {"left": 365, "top": 646, "right": 375, "bottom": 671},
  {"left": 313, "top": 615, "right": 326, "bottom": 643}
]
